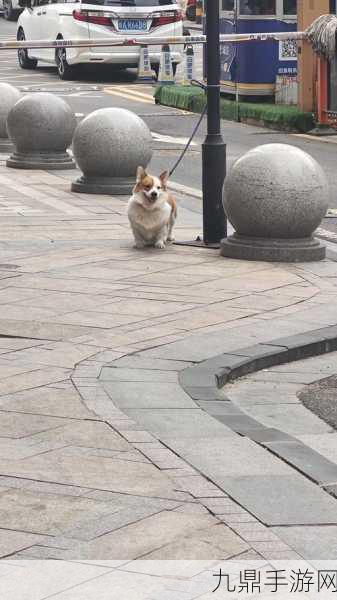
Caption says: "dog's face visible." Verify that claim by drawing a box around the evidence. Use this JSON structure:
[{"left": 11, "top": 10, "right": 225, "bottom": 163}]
[{"left": 134, "top": 166, "right": 169, "bottom": 207}]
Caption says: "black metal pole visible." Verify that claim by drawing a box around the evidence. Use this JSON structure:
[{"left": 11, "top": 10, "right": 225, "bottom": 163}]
[{"left": 202, "top": 0, "right": 227, "bottom": 244}]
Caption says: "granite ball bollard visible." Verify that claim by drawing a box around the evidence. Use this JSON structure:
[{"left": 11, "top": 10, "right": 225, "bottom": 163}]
[
  {"left": 0, "top": 83, "right": 21, "bottom": 152},
  {"left": 6, "top": 92, "right": 76, "bottom": 170},
  {"left": 71, "top": 107, "right": 153, "bottom": 195},
  {"left": 221, "top": 143, "right": 329, "bottom": 262}
]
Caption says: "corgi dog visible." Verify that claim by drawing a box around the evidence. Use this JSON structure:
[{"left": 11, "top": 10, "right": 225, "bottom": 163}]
[{"left": 127, "top": 166, "right": 177, "bottom": 250}]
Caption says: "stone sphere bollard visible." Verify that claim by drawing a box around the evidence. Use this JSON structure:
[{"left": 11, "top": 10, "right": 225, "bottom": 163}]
[
  {"left": 0, "top": 83, "right": 21, "bottom": 152},
  {"left": 221, "top": 143, "right": 329, "bottom": 262},
  {"left": 6, "top": 92, "right": 76, "bottom": 170},
  {"left": 71, "top": 107, "right": 153, "bottom": 195}
]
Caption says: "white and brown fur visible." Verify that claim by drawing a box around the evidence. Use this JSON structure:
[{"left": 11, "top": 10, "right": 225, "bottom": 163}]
[{"left": 127, "top": 166, "right": 177, "bottom": 249}]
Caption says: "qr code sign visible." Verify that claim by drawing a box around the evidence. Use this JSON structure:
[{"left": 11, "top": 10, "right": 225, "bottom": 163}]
[{"left": 279, "top": 39, "right": 297, "bottom": 61}]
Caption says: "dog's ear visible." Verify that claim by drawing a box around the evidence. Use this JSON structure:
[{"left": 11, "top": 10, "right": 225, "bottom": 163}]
[
  {"left": 159, "top": 171, "right": 169, "bottom": 189},
  {"left": 136, "top": 166, "right": 146, "bottom": 182}
]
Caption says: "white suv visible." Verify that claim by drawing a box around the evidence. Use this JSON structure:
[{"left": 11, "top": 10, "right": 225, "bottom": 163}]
[
  {"left": 16, "top": 0, "right": 183, "bottom": 80},
  {"left": 1, "top": 0, "right": 22, "bottom": 21}
]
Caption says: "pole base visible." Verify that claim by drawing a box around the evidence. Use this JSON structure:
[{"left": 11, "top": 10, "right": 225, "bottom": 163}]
[
  {"left": 174, "top": 237, "right": 220, "bottom": 249},
  {"left": 71, "top": 175, "right": 134, "bottom": 196},
  {"left": 220, "top": 233, "right": 326, "bottom": 263},
  {"left": 6, "top": 151, "right": 75, "bottom": 170}
]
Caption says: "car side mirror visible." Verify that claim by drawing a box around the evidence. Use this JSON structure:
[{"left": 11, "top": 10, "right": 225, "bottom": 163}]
[{"left": 18, "top": 0, "right": 32, "bottom": 8}]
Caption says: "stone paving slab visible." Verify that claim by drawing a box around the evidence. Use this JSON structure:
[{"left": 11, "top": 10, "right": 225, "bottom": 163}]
[{"left": 216, "top": 475, "right": 337, "bottom": 525}]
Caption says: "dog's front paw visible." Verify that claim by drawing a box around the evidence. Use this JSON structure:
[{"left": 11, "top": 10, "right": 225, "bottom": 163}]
[
  {"left": 134, "top": 241, "right": 145, "bottom": 249},
  {"left": 154, "top": 240, "right": 165, "bottom": 249},
  {"left": 167, "top": 235, "right": 175, "bottom": 243}
]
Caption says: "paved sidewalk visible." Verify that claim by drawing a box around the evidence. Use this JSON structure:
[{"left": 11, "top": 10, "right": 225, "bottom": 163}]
[{"left": 0, "top": 158, "right": 336, "bottom": 596}]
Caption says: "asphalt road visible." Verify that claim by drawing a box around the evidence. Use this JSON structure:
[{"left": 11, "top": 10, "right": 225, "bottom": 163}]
[{"left": 1, "top": 17, "right": 337, "bottom": 239}]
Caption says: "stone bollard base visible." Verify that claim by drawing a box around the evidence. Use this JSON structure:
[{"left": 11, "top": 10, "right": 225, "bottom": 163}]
[
  {"left": 220, "top": 233, "right": 326, "bottom": 262},
  {"left": 71, "top": 175, "right": 135, "bottom": 196},
  {"left": 0, "top": 138, "right": 13, "bottom": 153},
  {"left": 7, "top": 151, "right": 75, "bottom": 170}
]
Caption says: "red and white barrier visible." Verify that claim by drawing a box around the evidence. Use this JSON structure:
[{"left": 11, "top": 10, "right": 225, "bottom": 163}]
[{"left": 0, "top": 31, "right": 306, "bottom": 51}]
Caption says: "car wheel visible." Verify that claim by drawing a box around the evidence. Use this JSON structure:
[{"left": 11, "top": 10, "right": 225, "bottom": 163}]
[
  {"left": 17, "top": 30, "right": 38, "bottom": 69},
  {"left": 3, "top": 0, "right": 17, "bottom": 20},
  {"left": 55, "top": 45, "right": 77, "bottom": 80}
]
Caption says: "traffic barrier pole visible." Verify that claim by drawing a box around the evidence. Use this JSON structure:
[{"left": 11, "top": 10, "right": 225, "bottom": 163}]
[
  {"left": 316, "top": 55, "right": 329, "bottom": 126},
  {"left": 183, "top": 45, "right": 194, "bottom": 85},
  {"left": 136, "top": 45, "right": 154, "bottom": 83},
  {"left": 157, "top": 45, "right": 175, "bottom": 86}
]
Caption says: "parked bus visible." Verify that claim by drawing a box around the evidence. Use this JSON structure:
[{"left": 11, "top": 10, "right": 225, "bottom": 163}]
[{"left": 217, "top": 0, "right": 297, "bottom": 97}]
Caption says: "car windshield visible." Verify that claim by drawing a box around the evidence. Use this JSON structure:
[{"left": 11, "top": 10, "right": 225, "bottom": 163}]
[{"left": 82, "top": 0, "right": 175, "bottom": 5}]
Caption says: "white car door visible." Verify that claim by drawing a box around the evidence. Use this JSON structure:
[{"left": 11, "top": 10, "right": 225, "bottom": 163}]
[{"left": 29, "top": 0, "right": 55, "bottom": 62}]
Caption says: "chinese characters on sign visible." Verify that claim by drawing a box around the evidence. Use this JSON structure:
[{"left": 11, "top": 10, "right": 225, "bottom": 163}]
[{"left": 212, "top": 568, "right": 337, "bottom": 594}]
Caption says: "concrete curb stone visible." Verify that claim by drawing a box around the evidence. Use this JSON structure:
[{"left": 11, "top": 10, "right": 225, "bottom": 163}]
[{"left": 179, "top": 324, "right": 337, "bottom": 492}]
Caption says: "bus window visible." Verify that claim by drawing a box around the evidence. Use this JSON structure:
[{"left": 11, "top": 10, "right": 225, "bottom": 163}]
[
  {"left": 222, "top": 0, "right": 234, "bottom": 9},
  {"left": 239, "top": 0, "right": 276, "bottom": 15},
  {"left": 283, "top": 0, "right": 296, "bottom": 14}
]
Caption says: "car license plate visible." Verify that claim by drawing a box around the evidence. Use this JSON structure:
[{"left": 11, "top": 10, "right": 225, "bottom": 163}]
[{"left": 118, "top": 19, "right": 147, "bottom": 32}]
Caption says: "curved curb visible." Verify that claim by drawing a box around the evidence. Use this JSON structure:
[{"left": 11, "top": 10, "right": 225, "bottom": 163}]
[{"left": 179, "top": 325, "right": 337, "bottom": 497}]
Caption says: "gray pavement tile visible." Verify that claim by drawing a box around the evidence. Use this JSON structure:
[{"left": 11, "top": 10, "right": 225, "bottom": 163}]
[
  {"left": 0, "top": 559, "right": 114, "bottom": 598},
  {"left": 0, "top": 529, "right": 45, "bottom": 558},
  {"left": 124, "top": 409, "right": 235, "bottom": 439},
  {"left": 103, "top": 381, "right": 196, "bottom": 409},
  {"left": 179, "top": 367, "right": 218, "bottom": 388},
  {"left": 200, "top": 498, "right": 244, "bottom": 513},
  {"left": 217, "top": 475, "right": 337, "bottom": 525},
  {"left": 0, "top": 411, "right": 69, "bottom": 439},
  {"left": 0, "top": 488, "right": 118, "bottom": 536},
  {"left": 325, "top": 484, "right": 337, "bottom": 498},
  {"left": 141, "top": 524, "right": 249, "bottom": 560},
  {"left": 11, "top": 546, "right": 68, "bottom": 559},
  {"left": 120, "top": 430, "right": 158, "bottom": 443},
  {"left": 100, "top": 367, "right": 178, "bottom": 383},
  {"left": 245, "top": 428, "right": 294, "bottom": 444},
  {"left": 183, "top": 386, "right": 228, "bottom": 401},
  {"left": 84, "top": 510, "right": 217, "bottom": 559},
  {"left": 0, "top": 367, "right": 71, "bottom": 396},
  {"left": 110, "top": 356, "right": 195, "bottom": 371},
  {"left": 221, "top": 513, "right": 258, "bottom": 523},
  {"left": 266, "top": 440, "right": 337, "bottom": 485},
  {"left": 225, "top": 380, "right": 302, "bottom": 406},
  {"left": 214, "top": 414, "right": 266, "bottom": 434},
  {"left": 297, "top": 432, "right": 337, "bottom": 464},
  {"left": 0, "top": 386, "right": 93, "bottom": 419},
  {"left": 31, "top": 420, "right": 130, "bottom": 452},
  {"left": 244, "top": 403, "right": 333, "bottom": 435},
  {"left": 196, "top": 401, "right": 242, "bottom": 415},
  {"left": 0, "top": 319, "right": 94, "bottom": 341},
  {"left": 0, "top": 449, "right": 177, "bottom": 498},
  {"left": 62, "top": 499, "right": 180, "bottom": 541},
  {"left": 272, "top": 525, "right": 337, "bottom": 560},
  {"left": 250, "top": 370, "right": 327, "bottom": 384},
  {"left": 233, "top": 344, "right": 289, "bottom": 358},
  {"left": 172, "top": 475, "right": 227, "bottom": 498},
  {"left": 164, "top": 436, "right": 294, "bottom": 478}
]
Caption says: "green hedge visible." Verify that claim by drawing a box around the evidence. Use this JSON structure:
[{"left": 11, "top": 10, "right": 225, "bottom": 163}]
[{"left": 154, "top": 85, "right": 315, "bottom": 133}]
